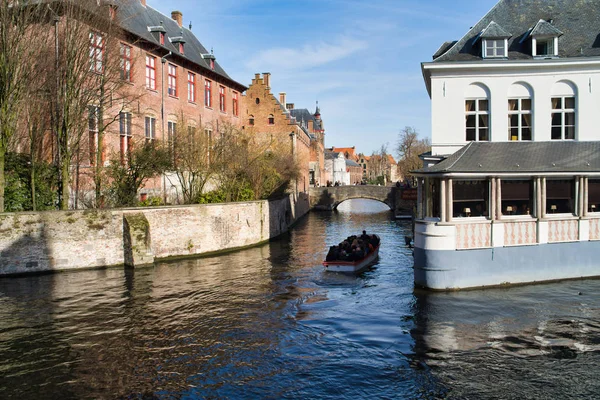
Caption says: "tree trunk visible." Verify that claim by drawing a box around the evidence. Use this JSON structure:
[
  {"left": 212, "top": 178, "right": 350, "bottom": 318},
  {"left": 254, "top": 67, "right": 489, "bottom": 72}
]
[
  {"left": 30, "top": 157, "right": 36, "bottom": 211},
  {"left": 61, "top": 160, "right": 69, "bottom": 210},
  {"left": 0, "top": 149, "right": 5, "bottom": 212}
]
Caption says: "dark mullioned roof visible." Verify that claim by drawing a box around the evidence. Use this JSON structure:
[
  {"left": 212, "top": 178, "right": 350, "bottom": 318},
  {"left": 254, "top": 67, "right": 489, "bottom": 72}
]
[
  {"left": 433, "top": 0, "right": 600, "bottom": 62},
  {"left": 415, "top": 141, "right": 600, "bottom": 175},
  {"left": 116, "top": 1, "right": 246, "bottom": 91}
]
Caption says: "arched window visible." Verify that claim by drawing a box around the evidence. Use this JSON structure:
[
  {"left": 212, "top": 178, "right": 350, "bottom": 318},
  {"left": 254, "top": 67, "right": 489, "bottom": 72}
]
[
  {"left": 465, "top": 83, "right": 491, "bottom": 141},
  {"left": 508, "top": 82, "right": 533, "bottom": 141},
  {"left": 249, "top": 115, "right": 254, "bottom": 126},
  {"left": 551, "top": 81, "right": 577, "bottom": 140},
  {"left": 268, "top": 114, "right": 274, "bottom": 125}
]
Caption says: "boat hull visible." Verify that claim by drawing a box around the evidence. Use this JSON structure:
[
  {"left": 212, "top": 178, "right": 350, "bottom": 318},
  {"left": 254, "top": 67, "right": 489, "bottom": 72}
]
[{"left": 323, "top": 247, "right": 380, "bottom": 273}]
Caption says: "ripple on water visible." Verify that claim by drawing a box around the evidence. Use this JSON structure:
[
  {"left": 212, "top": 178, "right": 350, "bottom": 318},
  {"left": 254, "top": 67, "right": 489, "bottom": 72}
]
[{"left": 1, "top": 200, "right": 600, "bottom": 398}]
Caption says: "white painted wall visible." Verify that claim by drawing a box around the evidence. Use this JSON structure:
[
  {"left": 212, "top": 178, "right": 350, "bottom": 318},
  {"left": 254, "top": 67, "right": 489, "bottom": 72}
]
[{"left": 425, "top": 59, "right": 600, "bottom": 156}]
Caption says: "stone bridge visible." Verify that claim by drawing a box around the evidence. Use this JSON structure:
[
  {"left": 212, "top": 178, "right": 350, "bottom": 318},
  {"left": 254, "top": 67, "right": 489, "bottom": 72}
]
[{"left": 309, "top": 185, "right": 416, "bottom": 217}]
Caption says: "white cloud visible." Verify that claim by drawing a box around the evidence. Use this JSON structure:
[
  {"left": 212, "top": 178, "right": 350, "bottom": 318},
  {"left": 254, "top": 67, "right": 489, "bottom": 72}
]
[{"left": 245, "top": 36, "right": 368, "bottom": 72}]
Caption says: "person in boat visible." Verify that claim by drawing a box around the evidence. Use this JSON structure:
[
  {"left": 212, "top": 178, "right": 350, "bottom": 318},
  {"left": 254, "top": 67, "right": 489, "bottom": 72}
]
[
  {"left": 325, "top": 246, "right": 339, "bottom": 262},
  {"left": 360, "top": 230, "right": 370, "bottom": 242}
]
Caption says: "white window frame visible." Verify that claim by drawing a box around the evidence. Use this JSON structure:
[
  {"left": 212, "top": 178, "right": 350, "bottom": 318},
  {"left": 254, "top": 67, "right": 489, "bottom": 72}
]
[
  {"left": 483, "top": 38, "right": 507, "bottom": 58},
  {"left": 551, "top": 96, "right": 576, "bottom": 140},
  {"left": 119, "top": 112, "right": 132, "bottom": 164},
  {"left": 508, "top": 98, "right": 532, "bottom": 141},
  {"left": 465, "top": 98, "right": 490, "bottom": 142},
  {"left": 145, "top": 116, "right": 156, "bottom": 142},
  {"left": 532, "top": 37, "right": 558, "bottom": 57}
]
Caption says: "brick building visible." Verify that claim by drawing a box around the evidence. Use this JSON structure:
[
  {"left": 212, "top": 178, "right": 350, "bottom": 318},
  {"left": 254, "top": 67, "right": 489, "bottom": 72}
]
[
  {"left": 289, "top": 104, "right": 326, "bottom": 187},
  {"left": 32, "top": 0, "right": 248, "bottom": 205},
  {"left": 243, "top": 73, "right": 311, "bottom": 193}
]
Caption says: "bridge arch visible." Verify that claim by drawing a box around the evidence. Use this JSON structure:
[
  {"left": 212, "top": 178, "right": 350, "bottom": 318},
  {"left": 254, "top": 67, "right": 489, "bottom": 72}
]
[
  {"left": 308, "top": 186, "right": 415, "bottom": 216},
  {"left": 334, "top": 196, "right": 392, "bottom": 210}
]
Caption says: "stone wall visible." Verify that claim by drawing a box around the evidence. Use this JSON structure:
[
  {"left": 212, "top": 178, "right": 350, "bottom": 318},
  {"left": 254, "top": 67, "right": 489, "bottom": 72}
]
[{"left": 0, "top": 194, "right": 309, "bottom": 276}]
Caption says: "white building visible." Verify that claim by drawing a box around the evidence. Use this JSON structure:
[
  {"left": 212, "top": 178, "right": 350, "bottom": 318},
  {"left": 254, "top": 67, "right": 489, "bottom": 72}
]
[
  {"left": 414, "top": 0, "right": 600, "bottom": 290},
  {"left": 324, "top": 151, "right": 348, "bottom": 186}
]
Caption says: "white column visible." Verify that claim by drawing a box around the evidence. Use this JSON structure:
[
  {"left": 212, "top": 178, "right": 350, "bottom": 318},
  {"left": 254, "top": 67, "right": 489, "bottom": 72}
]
[
  {"left": 440, "top": 178, "right": 446, "bottom": 223},
  {"left": 417, "top": 178, "right": 423, "bottom": 219},
  {"left": 490, "top": 177, "right": 496, "bottom": 220},
  {"left": 541, "top": 177, "right": 547, "bottom": 219},
  {"left": 583, "top": 177, "right": 589, "bottom": 217},
  {"left": 577, "top": 176, "right": 584, "bottom": 217},
  {"left": 447, "top": 178, "right": 453, "bottom": 222},
  {"left": 496, "top": 177, "right": 502, "bottom": 219}
]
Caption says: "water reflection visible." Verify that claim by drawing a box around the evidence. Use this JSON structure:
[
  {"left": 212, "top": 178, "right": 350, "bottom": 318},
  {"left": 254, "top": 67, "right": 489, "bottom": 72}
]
[
  {"left": 411, "top": 282, "right": 600, "bottom": 398},
  {"left": 1, "top": 199, "right": 600, "bottom": 398}
]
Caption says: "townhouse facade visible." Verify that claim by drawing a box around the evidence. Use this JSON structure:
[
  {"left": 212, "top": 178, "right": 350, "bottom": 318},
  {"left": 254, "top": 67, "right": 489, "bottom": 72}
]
[
  {"left": 414, "top": 0, "right": 600, "bottom": 289},
  {"left": 243, "top": 73, "right": 311, "bottom": 194},
  {"left": 289, "top": 105, "right": 326, "bottom": 187},
  {"left": 42, "top": 0, "right": 247, "bottom": 205}
]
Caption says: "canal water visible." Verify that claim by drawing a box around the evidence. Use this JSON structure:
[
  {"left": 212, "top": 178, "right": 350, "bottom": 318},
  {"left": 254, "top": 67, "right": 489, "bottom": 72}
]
[{"left": 1, "top": 199, "right": 600, "bottom": 399}]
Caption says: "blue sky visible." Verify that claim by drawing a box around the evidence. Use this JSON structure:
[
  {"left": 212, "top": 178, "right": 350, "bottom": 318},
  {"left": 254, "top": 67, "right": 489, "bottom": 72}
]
[{"left": 147, "top": 0, "right": 498, "bottom": 157}]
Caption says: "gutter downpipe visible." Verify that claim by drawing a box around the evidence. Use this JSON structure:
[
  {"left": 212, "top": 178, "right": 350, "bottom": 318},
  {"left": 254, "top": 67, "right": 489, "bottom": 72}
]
[{"left": 161, "top": 51, "right": 172, "bottom": 204}]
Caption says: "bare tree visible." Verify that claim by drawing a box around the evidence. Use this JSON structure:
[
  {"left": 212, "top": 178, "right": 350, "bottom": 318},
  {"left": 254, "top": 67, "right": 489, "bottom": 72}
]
[
  {"left": 215, "top": 124, "right": 300, "bottom": 202},
  {"left": 0, "top": 1, "right": 48, "bottom": 211},
  {"left": 370, "top": 143, "right": 389, "bottom": 185},
  {"left": 106, "top": 138, "right": 172, "bottom": 208},
  {"left": 45, "top": 0, "right": 143, "bottom": 209},
  {"left": 396, "top": 126, "right": 430, "bottom": 186},
  {"left": 169, "top": 112, "right": 219, "bottom": 204}
]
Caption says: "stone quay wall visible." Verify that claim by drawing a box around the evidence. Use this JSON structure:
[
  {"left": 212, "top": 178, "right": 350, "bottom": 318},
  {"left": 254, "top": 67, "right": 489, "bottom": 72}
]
[{"left": 0, "top": 193, "right": 309, "bottom": 276}]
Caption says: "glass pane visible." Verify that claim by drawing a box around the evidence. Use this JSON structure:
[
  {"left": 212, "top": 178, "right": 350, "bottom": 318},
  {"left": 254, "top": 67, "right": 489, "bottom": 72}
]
[
  {"left": 479, "top": 99, "right": 489, "bottom": 111},
  {"left": 479, "top": 114, "right": 489, "bottom": 128},
  {"left": 522, "top": 127, "right": 532, "bottom": 141},
  {"left": 509, "top": 114, "right": 518, "bottom": 127},
  {"left": 551, "top": 112, "right": 562, "bottom": 126},
  {"left": 546, "top": 180, "right": 574, "bottom": 214},
  {"left": 465, "top": 100, "right": 475, "bottom": 112},
  {"left": 510, "top": 127, "right": 519, "bottom": 141},
  {"left": 565, "top": 97, "right": 575, "bottom": 108},
  {"left": 452, "top": 180, "right": 489, "bottom": 218},
  {"left": 521, "top": 114, "right": 530, "bottom": 128},
  {"left": 466, "top": 115, "right": 476, "bottom": 127},
  {"left": 551, "top": 126, "right": 562, "bottom": 140},
  {"left": 479, "top": 127, "right": 489, "bottom": 141},
  {"left": 522, "top": 99, "right": 531, "bottom": 110},
  {"left": 565, "top": 126, "right": 575, "bottom": 140},
  {"left": 565, "top": 112, "right": 575, "bottom": 125},
  {"left": 588, "top": 179, "right": 600, "bottom": 211},
  {"left": 501, "top": 180, "right": 533, "bottom": 215},
  {"left": 508, "top": 99, "right": 518, "bottom": 111},
  {"left": 466, "top": 128, "right": 476, "bottom": 141},
  {"left": 552, "top": 97, "right": 562, "bottom": 109}
]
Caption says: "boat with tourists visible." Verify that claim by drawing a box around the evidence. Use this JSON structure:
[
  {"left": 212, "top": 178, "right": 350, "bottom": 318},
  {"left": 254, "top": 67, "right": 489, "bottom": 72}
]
[{"left": 323, "top": 232, "right": 380, "bottom": 273}]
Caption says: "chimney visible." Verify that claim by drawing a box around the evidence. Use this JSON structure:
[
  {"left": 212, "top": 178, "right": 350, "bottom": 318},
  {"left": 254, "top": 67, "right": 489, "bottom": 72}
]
[
  {"left": 263, "top": 72, "right": 270, "bottom": 89},
  {"left": 171, "top": 11, "right": 183, "bottom": 28},
  {"left": 279, "top": 92, "right": 286, "bottom": 106},
  {"left": 308, "top": 119, "right": 314, "bottom": 132},
  {"left": 140, "top": 0, "right": 146, "bottom": 6},
  {"left": 286, "top": 103, "right": 294, "bottom": 110}
]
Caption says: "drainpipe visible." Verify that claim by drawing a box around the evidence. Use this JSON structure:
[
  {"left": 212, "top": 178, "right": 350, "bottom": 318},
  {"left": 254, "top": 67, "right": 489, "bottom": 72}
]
[{"left": 160, "top": 52, "right": 172, "bottom": 203}]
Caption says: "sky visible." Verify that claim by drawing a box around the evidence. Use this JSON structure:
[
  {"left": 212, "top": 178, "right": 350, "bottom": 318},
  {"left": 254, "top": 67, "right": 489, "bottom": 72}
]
[{"left": 146, "top": 0, "right": 499, "bottom": 157}]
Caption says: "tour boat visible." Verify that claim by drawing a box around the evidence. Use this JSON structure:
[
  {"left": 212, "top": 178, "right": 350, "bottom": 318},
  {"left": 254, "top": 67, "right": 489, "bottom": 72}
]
[{"left": 323, "top": 236, "right": 380, "bottom": 273}]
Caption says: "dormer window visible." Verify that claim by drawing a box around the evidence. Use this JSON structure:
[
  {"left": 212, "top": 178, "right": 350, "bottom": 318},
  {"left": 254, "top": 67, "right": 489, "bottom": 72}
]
[
  {"left": 160, "top": 32, "right": 165, "bottom": 45},
  {"left": 535, "top": 38, "right": 555, "bottom": 56},
  {"left": 478, "top": 21, "right": 511, "bottom": 59},
  {"left": 179, "top": 43, "right": 184, "bottom": 54},
  {"left": 529, "top": 20, "right": 562, "bottom": 58},
  {"left": 484, "top": 39, "right": 507, "bottom": 58}
]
